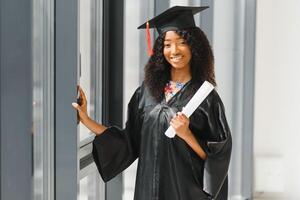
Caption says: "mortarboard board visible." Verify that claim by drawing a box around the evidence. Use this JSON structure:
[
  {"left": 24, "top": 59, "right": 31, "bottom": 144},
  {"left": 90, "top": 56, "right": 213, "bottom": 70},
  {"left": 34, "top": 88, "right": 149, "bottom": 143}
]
[
  {"left": 138, "top": 6, "right": 209, "bottom": 34},
  {"left": 138, "top": 6, "right": 209, "bottom": 56}
]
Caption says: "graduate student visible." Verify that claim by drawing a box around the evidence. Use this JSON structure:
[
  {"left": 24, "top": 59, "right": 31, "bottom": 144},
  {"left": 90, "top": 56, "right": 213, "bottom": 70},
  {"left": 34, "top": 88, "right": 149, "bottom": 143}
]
[{"left": 73, "top": 6, "right": 232, "bottom": 200}]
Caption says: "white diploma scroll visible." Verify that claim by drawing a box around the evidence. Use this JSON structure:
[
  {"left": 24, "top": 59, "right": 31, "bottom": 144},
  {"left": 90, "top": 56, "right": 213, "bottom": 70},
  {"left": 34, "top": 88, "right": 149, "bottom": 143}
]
[{"left": 164, "top": 81, "right": 215, "bottom": 138}]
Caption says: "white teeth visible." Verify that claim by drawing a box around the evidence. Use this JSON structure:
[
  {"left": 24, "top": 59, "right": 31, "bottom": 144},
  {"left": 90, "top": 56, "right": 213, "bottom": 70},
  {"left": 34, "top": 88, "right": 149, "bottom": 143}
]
[{"left": 171, "top": 55, "right": 183, "bottom": 62}]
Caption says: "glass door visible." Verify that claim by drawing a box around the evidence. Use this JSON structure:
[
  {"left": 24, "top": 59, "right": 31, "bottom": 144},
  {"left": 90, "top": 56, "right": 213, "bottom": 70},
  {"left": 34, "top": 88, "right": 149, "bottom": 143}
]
[
  {"left": 77, "top": 0, "right": 105, "bottom": 199},
  {"left": 32, "top": 0, "right": 105, "bottom": 199}
]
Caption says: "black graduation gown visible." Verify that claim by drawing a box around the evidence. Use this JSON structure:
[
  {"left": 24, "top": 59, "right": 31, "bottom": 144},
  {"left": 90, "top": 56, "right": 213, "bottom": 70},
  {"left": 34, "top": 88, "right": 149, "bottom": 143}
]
[{"left": 92, "top": 81, "right": 232, "bottom": 200}]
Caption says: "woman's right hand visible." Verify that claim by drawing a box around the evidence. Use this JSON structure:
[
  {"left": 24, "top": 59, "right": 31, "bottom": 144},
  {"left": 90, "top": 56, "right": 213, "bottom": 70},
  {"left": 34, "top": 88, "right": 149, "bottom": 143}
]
[{"left": 72, "top": 86, "right": 89, "bottom": 123}]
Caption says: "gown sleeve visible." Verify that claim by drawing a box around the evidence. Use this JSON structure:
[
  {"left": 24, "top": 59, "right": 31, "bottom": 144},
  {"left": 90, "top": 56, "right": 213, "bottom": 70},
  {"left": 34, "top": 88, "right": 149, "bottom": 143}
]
[
  {"left": 92, "top": 87, "right": 142, "bottom": 182},
  {"left": 189, "top": 90, "right": 232, "bottom": 199}
]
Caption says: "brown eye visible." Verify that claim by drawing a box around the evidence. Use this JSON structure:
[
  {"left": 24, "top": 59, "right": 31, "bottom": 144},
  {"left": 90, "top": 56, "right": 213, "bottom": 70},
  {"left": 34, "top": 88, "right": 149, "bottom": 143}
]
[{"left": 164, "top": 43, "right": 171, "bottom": 48}]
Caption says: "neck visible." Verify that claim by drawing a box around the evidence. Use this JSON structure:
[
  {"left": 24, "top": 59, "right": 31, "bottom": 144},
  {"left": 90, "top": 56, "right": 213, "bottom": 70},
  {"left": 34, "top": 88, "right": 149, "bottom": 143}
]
[{"left": 170, "top": 67, "right": 191, "bottom": 83}]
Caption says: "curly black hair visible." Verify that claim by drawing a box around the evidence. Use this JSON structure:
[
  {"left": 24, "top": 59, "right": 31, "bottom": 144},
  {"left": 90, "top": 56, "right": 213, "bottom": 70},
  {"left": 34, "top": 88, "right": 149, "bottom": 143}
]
[{"left": 144, "top": 27, "right": 216, "bottom": 102}]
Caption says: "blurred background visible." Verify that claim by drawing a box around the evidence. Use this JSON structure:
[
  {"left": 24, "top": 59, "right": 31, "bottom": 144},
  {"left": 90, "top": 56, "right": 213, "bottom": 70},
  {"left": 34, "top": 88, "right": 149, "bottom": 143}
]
[{"left": 1, "top": 0, "right": 299, "bottom": 199}]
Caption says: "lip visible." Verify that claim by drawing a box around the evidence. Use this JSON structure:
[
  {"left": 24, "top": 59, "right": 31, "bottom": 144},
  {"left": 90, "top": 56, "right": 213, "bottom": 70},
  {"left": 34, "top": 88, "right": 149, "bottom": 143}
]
[{"left": 170, "top": 55, "right": 183, "bottom": 62}]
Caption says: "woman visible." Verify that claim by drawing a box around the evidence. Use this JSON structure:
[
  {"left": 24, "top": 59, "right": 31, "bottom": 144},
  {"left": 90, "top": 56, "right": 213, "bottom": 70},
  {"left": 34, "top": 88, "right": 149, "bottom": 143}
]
[{"left": 73, "top": 6, "right": 232, "bottom": 200}]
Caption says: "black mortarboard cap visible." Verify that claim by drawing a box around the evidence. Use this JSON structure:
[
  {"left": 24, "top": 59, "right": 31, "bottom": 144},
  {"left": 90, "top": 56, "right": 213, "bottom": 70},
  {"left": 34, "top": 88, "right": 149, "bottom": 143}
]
[{"left": 138, "top": 6, "right": 209, "bottom": 34}]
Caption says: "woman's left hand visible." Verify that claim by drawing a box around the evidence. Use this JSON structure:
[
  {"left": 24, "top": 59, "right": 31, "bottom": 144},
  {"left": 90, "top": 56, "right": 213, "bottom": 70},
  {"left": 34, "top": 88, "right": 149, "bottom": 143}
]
[{"left": 170, "top": 112, "right": 192, "bottom": 141}]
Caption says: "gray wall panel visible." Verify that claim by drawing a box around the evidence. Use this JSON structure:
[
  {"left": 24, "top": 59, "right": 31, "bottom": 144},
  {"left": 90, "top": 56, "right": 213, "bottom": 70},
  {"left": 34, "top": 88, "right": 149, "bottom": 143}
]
[
  {"left": 0, "top": 0, "right": 32, "bottom": 199},
  {"left": 200, "top": 0, "right": 214, "bottom": 44},
  {"left": 241, "top": 0, "right": 256, "bottom": 197}
]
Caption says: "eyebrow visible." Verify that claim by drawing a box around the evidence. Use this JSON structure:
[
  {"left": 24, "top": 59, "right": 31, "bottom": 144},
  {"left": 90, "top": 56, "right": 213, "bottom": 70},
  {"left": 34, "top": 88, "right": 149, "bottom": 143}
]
[{"left": 164, "top": 38, "right": 184, "bottom": 42}]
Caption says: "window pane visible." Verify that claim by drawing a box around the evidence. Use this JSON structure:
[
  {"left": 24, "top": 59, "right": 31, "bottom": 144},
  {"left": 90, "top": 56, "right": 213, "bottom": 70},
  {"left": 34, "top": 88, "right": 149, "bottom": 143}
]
[
  {"left": 123, "top": 0, "right": 144, "bottom": 199},
  {"left": 78, "top": 164, "right": 105, "bottom": 200},
  {"left": 79, "top": 0, "right": 95, "bottom": 141},
  {"left": 254, "top": 1, "right": 300, "bottom": 199},
  {"left": 78, "top": 0, "right": 104, "bottom": 199}
]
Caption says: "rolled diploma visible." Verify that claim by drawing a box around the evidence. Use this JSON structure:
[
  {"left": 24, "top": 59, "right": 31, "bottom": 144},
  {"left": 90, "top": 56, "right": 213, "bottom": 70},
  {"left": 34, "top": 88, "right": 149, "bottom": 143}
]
[{"left": 164, "top": 81, "right": 215, "bottom": 138}]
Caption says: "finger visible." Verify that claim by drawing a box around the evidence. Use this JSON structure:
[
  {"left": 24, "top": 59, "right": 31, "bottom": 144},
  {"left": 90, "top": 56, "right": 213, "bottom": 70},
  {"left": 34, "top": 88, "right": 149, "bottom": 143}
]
[
  {"left": 178, "top": 112, "right": 187, "bottom": 119},
  {"left": 172, "top": 115, "right": 176, "bottom": 119},
  {"left": 171, "top": 118, "right": 176, "bottom": 124},
  {"left": 78, "top": 86, "right": 87, "bottom": 100},
  {"left": 181, "top": 113, "right": 188, "bottom": 120},
  {"left": 79, "top": 91, "right": 87, "bottom": 106},
  {"left": 79, "top": 88, "right": 86, "bottom": 99},
  {"left": 171, "top": 117, "right": 179, "bottom": 123},
  {"left": 170, "top": 119, "right": 178, "bottom": 125},
  {"left": 177, "top": 117, "right": 188, "bottom": 127},
  {"left": 178, "top": 113, "right": 189, "bottom": 122},
  {"left": 177, "top": 112, "right": 184, "bottom": 120},
  {"left": 72, "top": 102, "right": 82, "bottom": 112},
  {"left": 170, "top": 121, "right": 174, "bottom": 127},
  {"left": 173, "top": 112, "right": 179, "bottom": 119},
  {"left": 177, "top": 113, "right": 184, "bottom": 120},
  {"left": 171, "top": 119, "right": 181, "bottom": 127},
  {"left": 175, "top": 114, "right": 184, "bottom": 123},
  {"left": 170, "top": 121, "right": 177, "bottom": 129},
  {"left": 81, "top": 97, "right": 87, "bottom": 106}
]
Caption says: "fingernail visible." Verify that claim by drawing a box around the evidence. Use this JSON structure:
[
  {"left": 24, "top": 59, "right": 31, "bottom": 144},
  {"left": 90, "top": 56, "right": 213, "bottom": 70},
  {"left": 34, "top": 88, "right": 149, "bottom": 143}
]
[{"left": 72, "top": 102, "right": 78, "bottom": 108}]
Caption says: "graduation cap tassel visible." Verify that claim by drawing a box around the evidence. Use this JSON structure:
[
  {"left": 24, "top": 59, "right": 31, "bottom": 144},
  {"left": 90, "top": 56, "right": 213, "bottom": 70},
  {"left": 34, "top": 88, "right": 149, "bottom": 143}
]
[{"left": 146, "top": 21, "right": 153, "bottom": 56}]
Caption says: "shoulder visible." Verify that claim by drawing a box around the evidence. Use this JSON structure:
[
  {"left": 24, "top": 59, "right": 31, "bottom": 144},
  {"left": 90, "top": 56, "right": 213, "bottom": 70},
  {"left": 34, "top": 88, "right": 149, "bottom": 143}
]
[
  {"left": 201, "top": 88, "right": 225, "bottom": 110},
  {"left": 129, "top": 85, "right": 142, "bottom": 105},
  {"left": 137, "top": 82, "right": 157, "bottom": 106},
  {"left": 129, "top": 82, "right": 156, "bottom": 109},
  {"left": 208, "top": 89, "right": 222, "bottom": 102},
  {"left": 131, "top": 81, "right": 149, "bottom": 98},
  {"left": 131, "top": 82, "right": 146, "bottom": 101}
]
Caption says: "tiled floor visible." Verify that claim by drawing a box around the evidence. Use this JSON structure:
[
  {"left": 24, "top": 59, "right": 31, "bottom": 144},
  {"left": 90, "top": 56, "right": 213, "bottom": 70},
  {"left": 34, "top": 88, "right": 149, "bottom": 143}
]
[
  {"left": 123, "top": 160, "right": 137, "bottom": 200},
  {"left": 122, "top": 157, "right": 300, "bottom": 200}
]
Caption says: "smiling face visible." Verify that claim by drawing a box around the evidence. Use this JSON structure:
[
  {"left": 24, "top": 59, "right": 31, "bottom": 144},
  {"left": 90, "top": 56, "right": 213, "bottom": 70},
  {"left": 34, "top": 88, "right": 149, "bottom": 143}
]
[{"left": 163, "top": 31, "right": 192, "bottom": 70}]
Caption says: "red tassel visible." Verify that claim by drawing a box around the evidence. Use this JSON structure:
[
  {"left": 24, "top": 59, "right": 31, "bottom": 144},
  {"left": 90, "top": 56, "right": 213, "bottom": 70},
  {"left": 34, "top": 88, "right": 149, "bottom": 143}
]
[{"left": 146, "top": 21, "right": 153, "bottom": 56}]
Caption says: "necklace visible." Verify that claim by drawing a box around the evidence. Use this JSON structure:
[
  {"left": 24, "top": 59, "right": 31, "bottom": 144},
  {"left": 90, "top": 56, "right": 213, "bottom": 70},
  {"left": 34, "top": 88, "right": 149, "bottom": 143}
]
[{"left": 164, "top": 80, "right": 185, "bottom": 102}]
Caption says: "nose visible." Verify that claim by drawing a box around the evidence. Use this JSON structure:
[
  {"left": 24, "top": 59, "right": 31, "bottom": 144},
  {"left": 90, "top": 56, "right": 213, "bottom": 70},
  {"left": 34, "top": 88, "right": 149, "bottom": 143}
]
[{"left": 170, "top": 44, "right": 179, "bottom": 54}]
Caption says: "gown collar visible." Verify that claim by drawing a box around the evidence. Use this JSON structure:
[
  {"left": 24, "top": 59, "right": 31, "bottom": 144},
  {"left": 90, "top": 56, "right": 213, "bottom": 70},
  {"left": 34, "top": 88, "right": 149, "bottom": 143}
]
[{"left": 162, "top": 79, "right": 192, "bottom": 105}]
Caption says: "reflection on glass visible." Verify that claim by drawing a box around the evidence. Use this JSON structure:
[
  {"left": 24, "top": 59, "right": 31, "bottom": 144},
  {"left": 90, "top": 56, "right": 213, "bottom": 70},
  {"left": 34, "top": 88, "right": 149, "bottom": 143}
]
[
  {"left": 32, "top": 0, "right": 54, "bottom": 199},
  {"left": 78, "top": 0, "right": 105, "bottom": 199},
  {"left": 78, "top": 164, "right": 104, "bottom": 200},
  {"left": 123, "top": 0, "right": 143, "bottom": 199},
  {"left": 79, "top": 0, "right": 95, "bottom": 141}
]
